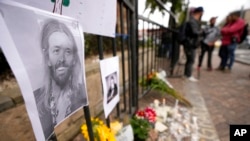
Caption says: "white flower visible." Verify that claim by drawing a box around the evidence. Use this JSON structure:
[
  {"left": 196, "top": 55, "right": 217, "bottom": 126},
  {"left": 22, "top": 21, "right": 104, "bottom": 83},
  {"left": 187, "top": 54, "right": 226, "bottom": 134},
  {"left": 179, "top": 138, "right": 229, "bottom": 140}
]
[{"left": 156, "top": 70, "right": 173, "bottom": 88}]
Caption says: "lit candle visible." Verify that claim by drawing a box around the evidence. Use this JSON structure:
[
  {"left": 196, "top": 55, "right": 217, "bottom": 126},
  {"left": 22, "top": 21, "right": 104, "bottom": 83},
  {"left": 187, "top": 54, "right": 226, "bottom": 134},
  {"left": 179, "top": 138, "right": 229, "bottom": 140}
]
[
  {"left": 154, "top": 99, "right": 160, "bottom": 108},
  {"left": 162, "top": 98, "right": 166, "bottom": 106},
  {"left": 178, "top": 128, "right": 182, "bottom": 134},
  {"left": 175, "top": 100, "right": 179, "bottom": 107}
]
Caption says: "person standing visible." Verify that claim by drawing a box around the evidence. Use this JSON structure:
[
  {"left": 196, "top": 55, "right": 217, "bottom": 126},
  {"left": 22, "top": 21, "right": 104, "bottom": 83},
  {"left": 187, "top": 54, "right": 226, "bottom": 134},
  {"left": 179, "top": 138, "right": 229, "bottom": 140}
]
[
  {"left": 221, "top": 11, "right": 245, "bottom": 71},
  {"left": 198, "top": 17, "right": 220, "bottom": 71},
  {"left": 183, "top": 7, "right": 204, "bottom": 82},
  {"left": 218, "top": 15, "right": 232, "bottom": 70}
]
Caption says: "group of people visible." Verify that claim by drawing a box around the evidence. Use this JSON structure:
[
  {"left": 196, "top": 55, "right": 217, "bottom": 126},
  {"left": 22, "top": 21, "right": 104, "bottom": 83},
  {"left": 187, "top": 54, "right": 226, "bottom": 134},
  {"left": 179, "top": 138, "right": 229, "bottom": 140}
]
[{"left": 180, "top": 6, "right": 246, "bottom": 82}]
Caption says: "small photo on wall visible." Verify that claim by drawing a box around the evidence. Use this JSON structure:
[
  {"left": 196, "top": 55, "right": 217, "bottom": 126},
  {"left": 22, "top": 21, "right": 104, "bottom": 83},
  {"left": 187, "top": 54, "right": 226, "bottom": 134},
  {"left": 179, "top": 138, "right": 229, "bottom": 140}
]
[
  {"left": 100, "top": 56, "right": 119, "bottom": 118},
  {"left": 105, "top": 72, "right": 118, "bottom": 104}
]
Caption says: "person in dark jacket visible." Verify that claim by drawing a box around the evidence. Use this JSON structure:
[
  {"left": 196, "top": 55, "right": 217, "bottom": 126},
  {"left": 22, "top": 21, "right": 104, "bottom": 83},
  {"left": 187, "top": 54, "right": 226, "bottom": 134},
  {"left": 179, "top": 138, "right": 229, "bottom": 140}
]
[{"left": 183, "top": 6, "right": 204, "bottom": 82}]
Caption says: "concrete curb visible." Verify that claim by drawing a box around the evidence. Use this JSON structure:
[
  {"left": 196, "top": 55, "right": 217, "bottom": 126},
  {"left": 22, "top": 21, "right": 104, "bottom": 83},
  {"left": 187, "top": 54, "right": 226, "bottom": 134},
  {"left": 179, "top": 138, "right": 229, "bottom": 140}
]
[
  {"left": 0, "top": 95, "right": 14, "bottom": 112},
  {"left": 235, "top": 49, "right": 250, "bottom": 65},
  {"left": 235, "top": 58, "right": 250, "bottom": 65}
]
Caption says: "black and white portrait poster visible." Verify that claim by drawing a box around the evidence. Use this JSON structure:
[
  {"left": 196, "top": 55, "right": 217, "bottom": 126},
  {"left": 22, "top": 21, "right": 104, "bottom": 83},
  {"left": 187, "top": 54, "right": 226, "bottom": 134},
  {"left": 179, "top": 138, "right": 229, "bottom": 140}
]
[
  {"left": 0, "top": 1, "right": 88, "bottom": 140},
  {"left": 100, "top": 56, "right": 119, "bottom": 118}
]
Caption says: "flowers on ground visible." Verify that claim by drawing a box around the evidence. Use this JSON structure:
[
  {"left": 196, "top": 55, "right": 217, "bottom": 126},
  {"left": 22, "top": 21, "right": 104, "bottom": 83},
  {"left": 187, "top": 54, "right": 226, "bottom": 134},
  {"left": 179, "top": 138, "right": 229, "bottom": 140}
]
[
  {"left": 130, "top": 107, "right": 157, "bottom": 140},
  {"left": 135, "top": 107, "right": 157, "bottom": 123},
  {"left": 139, "top": 70, "right": 192, "bottom": 107},
  {"left": 81, "top": 117, "right": 116, "bottom": 141}
]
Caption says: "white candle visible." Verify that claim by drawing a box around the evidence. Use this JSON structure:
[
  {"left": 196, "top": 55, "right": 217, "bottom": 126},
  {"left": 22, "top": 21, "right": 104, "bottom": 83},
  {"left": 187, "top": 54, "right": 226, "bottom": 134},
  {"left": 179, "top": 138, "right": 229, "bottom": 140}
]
[
  {"left": 162, "top": 98, "right": 166, "bottom": 106},
  {"left": 175, "top": 100, "right": 179, "bottom": 107},
  {"left": 154, "top": 99, "right": 160, "bottom": 108},
  {"left": 178, "top": 128, "right": 182, "bottom": 134}
]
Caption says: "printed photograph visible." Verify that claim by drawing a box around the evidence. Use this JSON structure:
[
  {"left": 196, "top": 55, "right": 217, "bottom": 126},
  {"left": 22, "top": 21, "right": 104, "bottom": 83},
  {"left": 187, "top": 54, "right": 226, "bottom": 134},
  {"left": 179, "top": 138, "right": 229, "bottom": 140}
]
[
  {"left": 0, "top": 2, "right": 88, "bottom": 140},
  {"left": 100, "top": 56, "right": 119, "bottom": 118},
  {"left": 105, "top": 72, "right": 118, "bottom": 104},
  {"left": 34, "top": 19, "right": 87, "bottom": 139}
]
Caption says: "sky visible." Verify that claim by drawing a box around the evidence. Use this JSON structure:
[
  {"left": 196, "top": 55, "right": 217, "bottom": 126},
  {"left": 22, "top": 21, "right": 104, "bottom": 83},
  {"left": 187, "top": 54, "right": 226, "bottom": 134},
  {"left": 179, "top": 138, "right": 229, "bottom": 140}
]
[
  {"left": 138, "top": 0, "right": 250, "bottom": 28},
  {"left": 189, "top": 0, "right": 250, "bottom": 24}
]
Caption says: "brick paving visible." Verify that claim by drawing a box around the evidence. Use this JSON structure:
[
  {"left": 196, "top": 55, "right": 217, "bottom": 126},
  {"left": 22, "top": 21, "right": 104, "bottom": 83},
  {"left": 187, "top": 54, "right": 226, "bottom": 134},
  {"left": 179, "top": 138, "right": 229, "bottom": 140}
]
[
  {"left": 198, "top": 62, "right": 250, "bottom": 140},
  {"left": 186, "top": 49, "right": 250, "bottom": 141}
]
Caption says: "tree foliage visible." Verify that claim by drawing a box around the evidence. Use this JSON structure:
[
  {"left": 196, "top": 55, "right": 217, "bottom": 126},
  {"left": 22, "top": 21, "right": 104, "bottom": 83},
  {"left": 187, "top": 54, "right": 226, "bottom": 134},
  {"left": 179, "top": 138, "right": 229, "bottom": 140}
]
[
  {"left": 145, "top": 0, "right": 186, "bottom": 26},
  {"left": 145, "top": 0, "right": 184, "bottom": 16}
]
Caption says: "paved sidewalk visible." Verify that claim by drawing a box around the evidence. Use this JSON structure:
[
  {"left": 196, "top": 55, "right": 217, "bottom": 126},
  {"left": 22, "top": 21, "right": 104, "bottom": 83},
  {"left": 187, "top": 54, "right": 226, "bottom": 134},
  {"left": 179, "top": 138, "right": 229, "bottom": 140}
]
[
  {"left": 235, "top": 49, "right": 250, "bottom": 65},
  {"left": 190, "top": 49, "right": 250, "bottom": 141}
]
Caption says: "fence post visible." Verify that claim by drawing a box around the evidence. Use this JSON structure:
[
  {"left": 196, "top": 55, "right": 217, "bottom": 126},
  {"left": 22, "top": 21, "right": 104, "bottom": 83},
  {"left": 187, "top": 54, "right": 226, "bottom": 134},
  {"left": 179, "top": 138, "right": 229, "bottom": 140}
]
[{"left": 83, "top": 106, "right": 95, "bottom": 141}]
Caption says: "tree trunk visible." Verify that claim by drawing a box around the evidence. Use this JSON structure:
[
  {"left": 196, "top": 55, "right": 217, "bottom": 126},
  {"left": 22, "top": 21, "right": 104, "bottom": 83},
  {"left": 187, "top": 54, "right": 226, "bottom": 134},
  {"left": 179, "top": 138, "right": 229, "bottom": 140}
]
[{"left": 168, "top": 0, "right": 176, "bottom": 28}]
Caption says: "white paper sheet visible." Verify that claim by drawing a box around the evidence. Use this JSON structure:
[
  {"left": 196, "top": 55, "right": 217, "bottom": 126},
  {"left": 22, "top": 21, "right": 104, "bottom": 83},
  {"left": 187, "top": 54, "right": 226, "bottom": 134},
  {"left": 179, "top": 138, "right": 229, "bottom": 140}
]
[
  {"left": 116, "top": 125, "right": 134, "bottom": 141},
  {"left": 0, "top": 1, "right": 88, "bottom": 140},
  {"left": 100, "top": 56, "right": 119, "bottom": 118},
  {"left": 11, "top": 0, "right": 117, "bottom": 37},
  {"left": 155, "top": 121, "right": 168, "bottom": 132}
]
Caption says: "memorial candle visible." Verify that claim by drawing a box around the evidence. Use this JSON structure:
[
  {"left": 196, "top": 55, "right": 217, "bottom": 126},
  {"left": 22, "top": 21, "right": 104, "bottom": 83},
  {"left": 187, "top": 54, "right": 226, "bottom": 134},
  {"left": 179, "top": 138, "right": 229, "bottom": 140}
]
[{"left": 162, "top": 98, "right": 166, "bottom": 106}]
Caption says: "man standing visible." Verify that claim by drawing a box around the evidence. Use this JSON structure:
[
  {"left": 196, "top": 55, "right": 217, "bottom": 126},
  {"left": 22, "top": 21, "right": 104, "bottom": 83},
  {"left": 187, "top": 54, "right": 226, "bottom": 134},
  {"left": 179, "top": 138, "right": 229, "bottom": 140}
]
[
  {"left": 198, "top": 17, "right": 220, "bottom": 71},
  {"left": 221, "top": 11, "right": 245, "bottom": 71},
  {"left": 183, "top": 7, "right": 204, "bottom": 82},
  {"left": 34, "top": 19, "right": 87, "bottom": 139}
]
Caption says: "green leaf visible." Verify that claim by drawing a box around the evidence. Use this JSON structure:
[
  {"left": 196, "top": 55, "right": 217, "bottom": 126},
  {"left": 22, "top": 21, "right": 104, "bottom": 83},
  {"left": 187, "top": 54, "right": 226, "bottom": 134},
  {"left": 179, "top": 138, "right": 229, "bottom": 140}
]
[
  {"left": 51, "top": 0, "right": 70, "bottom": 7},
  {"left": 62, "top": 0, "right": 70, "bottom": 7},
  {"left": 144, "top": 0, "right": 185, "bottom": 24}
]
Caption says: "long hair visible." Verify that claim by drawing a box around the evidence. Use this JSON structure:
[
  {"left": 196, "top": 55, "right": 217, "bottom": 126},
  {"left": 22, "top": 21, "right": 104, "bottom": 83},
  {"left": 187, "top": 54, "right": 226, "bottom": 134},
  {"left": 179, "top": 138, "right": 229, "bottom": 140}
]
[{"left": 40, "top": 19, "right": 81, "bottom": 111}]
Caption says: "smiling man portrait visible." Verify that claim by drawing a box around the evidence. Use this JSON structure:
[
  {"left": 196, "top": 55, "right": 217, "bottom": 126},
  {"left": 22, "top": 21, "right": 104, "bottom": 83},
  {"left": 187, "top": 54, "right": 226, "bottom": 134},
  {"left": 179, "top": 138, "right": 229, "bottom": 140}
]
[{"left": 34, "top": 19, "right": 87, "bottom": 139}]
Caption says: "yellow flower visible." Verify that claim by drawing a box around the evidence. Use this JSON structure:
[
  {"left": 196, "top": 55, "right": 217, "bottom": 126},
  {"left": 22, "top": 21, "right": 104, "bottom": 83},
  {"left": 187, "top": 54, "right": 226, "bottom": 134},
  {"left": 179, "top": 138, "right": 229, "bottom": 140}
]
[{"left": 81, "top": 117, "right": 116, "bottom": 141}]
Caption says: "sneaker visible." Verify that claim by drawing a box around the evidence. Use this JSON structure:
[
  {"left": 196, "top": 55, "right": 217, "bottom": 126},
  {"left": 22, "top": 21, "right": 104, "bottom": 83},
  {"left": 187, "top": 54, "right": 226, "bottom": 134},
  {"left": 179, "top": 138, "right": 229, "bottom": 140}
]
[{"left": 188, "top": 76, "right": 198, "bottom": 82}]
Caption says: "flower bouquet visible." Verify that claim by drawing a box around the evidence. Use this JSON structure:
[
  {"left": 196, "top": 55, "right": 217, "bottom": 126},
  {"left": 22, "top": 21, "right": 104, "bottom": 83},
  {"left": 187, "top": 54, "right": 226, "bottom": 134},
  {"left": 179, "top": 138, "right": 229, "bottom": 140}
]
[
  {"left": 81, "top": 117, "right": 116, "bottom": 141},
  {"left": 130, "top": 107, "right": 157, "bottom": 141},
  {"left": 139, "top": 70, "right": 192, "bottom": 107}
]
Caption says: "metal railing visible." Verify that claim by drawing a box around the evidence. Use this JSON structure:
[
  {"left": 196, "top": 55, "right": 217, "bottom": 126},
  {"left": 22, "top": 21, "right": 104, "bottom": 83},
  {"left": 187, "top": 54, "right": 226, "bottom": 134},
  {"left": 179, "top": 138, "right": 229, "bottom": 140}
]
[
  {"left": 0, "top": 0, "right": 179, "bottom": 140},
  {"left": 87, "top": 0, "right": 177, "bottom": 120}
]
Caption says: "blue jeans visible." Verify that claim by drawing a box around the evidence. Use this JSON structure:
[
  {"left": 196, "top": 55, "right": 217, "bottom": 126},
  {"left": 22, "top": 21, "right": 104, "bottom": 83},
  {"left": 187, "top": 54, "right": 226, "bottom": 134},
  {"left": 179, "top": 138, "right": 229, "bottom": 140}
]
[
  {"left": 227, "top": 43, "right": 237, "bottom": 69},
  {"left": 219, "top": 46, "right": 228, "bottom": 69}
]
